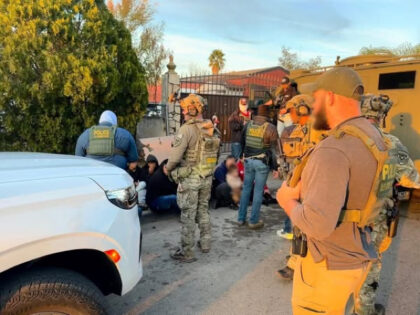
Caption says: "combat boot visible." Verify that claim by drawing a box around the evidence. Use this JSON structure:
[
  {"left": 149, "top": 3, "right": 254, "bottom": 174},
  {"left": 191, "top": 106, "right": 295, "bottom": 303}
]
[
  {"left": 170, "top": 248, "right": 197, "bottom": 263},
  {"left": 276, "top": 266, "right": 294, "bottom": 280},
  {"left": 374, "top": 304, "right": 385, "bottom": 315},
  {"left": 248, "top": 221, "right": 264, "bottom": 230},
  {"left": 197, "top": 240, "right": 210, "bottom": 253}
]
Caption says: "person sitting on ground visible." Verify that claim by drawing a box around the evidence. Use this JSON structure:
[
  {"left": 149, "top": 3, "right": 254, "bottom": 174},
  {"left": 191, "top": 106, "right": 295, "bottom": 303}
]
[
  {"left": 213, "top": 155, "right": 236, "bottom": 188},
  {"left": 226, "top": 164, "right": 242, "bottom": 207},
  {"left": 127, "top": 154, "right": 158, "bottom": 209},
  {"left": 211, "top": 155, "right": 238, "bottom": 209},
  {"left": 146, "top": 159, "right": 179, "bottom": 213}
]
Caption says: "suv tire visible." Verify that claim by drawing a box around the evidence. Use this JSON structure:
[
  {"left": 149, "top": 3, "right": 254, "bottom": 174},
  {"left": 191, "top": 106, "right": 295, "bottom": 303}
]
[{"left": 0, "top": 267, "right": 108, "bottom": 315}]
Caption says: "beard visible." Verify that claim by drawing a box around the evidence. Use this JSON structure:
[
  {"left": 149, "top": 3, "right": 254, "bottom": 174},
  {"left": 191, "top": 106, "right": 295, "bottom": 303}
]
[{"left": 313, "top": 103, "right": 330, "bottom": 130}]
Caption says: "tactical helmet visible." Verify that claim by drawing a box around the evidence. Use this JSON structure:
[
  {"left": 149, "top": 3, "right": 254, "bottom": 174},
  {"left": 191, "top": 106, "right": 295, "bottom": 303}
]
[
  {"left": 361, "top": 94, "right": 393, "bottom": 126},
  {"left": 285, "top": 94, "right": 314, "bottom": 116},
  {"left": 179, "top": 94, "right": 207, "bottom": 116}
]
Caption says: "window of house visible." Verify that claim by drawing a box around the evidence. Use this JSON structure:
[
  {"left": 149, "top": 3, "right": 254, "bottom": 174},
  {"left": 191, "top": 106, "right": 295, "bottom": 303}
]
[{"left": 378, "top": 71, "right": 416, "bottom": 90}]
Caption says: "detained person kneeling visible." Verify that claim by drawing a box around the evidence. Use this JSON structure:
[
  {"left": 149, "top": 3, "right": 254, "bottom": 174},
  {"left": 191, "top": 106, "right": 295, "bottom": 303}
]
[{"left": 146, "top": 159, "right": 179, "bottom": 214}]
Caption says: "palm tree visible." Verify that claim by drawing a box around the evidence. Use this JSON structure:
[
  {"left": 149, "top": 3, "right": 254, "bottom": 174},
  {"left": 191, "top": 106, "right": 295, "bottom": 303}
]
[{"left": 208, "top": 49, "right": 226, "bottom": 74}]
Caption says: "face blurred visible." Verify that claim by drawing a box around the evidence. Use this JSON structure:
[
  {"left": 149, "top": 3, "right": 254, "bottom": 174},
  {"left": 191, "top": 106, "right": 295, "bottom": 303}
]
[
  {"left": 225, "top": 157, "right": 236, "bottom": 168},
  {"left": 183, "top": 105, "right": 198, "bottom": 120},
  {"left": 281, "top": 83, "right": 289, "bottom": 90},
  {"left": 148, "top": 162, "right": 157, "bottom": 174},
  {"left": 240, "top": 98, "right": 247, "bottom": 106},
  {"left": 288, "top": 108, "right": 299, "bottom": 124},
  {"left": 312, "top": 90, "right": 331, "bottom": 130}
]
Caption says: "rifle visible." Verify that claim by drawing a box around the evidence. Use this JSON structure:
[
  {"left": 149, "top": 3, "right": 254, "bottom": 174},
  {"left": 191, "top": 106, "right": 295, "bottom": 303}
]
[
  {"left": 287, "top": 147, "right": 314, "bottom": 188},
  {"left": 388, "top": 183, "right": 400, "bottom": 238},
  {"left": 277, "top": 138, "right": 289, "bottom": 179}
]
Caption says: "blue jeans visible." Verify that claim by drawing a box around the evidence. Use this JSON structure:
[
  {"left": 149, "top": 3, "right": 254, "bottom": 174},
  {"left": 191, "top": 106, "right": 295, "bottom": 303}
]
[
  {"left": 284, "top": 217, "right": 292, "bottom": 233},
  {"left": 238, "top": 159, "right": 270, "bottom": 224},
  {"left": 231, "top": 142, "right": 242, "bottom": 160},
  {"left": 150, "top": 195, "right": 180, "bottom": 212}
]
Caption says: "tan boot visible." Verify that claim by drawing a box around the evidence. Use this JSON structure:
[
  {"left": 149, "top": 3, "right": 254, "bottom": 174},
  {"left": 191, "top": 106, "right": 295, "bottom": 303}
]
[{"left": 248, "top": 221, "right": 264, "bottom": 230}]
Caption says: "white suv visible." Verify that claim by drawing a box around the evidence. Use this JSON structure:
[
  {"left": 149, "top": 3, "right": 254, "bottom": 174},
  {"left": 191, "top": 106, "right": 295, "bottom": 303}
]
[{"left": 0, "top": 152, "right": 143, "bottom": 314}]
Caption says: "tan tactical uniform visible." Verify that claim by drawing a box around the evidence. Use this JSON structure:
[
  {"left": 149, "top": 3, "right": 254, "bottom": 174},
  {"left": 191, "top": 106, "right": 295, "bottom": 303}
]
[
  {"left": 280, "top": 120, "right": 327, "bottom": 270},
  {"left": 281, "top": 121, "right": 327, "bottom": 176},
  {"left": 166, "top": 118, "right": 220, "bottom": 258}
]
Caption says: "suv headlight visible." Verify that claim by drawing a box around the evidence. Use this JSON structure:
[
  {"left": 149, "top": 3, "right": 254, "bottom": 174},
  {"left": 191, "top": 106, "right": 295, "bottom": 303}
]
[{"left": 106, "top": 184, "right": 138, "bottom": 209}]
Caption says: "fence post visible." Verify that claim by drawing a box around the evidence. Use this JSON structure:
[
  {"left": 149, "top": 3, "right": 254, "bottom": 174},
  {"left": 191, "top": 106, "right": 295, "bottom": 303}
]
[{"left": 161, "top": 55, "right": 181, "bottom": 136}]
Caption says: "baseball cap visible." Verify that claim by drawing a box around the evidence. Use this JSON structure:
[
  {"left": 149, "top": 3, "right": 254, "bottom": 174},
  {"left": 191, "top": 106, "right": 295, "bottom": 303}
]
[{"left": 300, "top": 67, "right": 364, "bottom": 100}]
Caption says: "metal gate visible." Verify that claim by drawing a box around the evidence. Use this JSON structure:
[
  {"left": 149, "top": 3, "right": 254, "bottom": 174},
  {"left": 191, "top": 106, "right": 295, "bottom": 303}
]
[{"left": 179, "top": 71, "right": 285, "bottom": 152}]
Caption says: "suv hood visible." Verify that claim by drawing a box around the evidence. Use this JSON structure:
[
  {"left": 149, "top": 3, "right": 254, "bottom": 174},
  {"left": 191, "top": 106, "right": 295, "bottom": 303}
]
[{"left": 0, "top": 152, "right": 127, "bottom": 185}]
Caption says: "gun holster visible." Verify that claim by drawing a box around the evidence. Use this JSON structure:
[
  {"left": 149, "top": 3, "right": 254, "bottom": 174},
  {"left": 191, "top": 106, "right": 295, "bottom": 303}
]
[
  {"left": 292, "top": 226, "right": 308, "bottom": 257},
  {"left": 387, "top": 208, "right": 399, "bottom": 238}
]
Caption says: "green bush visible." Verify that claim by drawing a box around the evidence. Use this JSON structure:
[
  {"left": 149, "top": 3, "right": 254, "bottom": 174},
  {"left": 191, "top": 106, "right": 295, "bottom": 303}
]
[{"left": 0, "top": 0, "right": 148, "bottom": 153}]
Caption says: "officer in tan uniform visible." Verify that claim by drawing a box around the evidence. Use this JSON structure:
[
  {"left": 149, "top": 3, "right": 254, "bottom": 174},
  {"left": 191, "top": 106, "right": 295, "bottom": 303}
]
[
  {"left": 356, "top": 94, "right": 420, "bottom": 315},
  {"left": 277, "top": 67, "right": 393, "bottom": 314},
  {"left": 164, "top": 94, "right": 220, "bottom": 263},
  {"left": 276, "top": 95, "right": 328, "bottom": 280}
]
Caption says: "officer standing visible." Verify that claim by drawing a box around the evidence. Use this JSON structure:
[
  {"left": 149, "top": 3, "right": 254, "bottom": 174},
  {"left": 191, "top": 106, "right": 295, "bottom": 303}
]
[
  {"left": 237, "top": 104, "right": 278, "bottom": 229},
  {"left": 276, "top": 76, "right": 298, "bottom": 133},
  {"left": 275, "top": 95, "right": 328, "bottom": 281},
  {"left": 356, "top": 94, "right": 420, "bottom": 315},
  {"left": 75, "top": 110, "right": 138, "bottom": 170},
  {"left": 277, "top": 67, "right": 390, "bottom": 314},
  {"left": 164, "top": 94, "right": 220, "bottom": 263}
]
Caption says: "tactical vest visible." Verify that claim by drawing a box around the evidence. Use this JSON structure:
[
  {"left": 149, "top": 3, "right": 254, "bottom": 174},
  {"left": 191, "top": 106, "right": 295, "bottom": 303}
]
[
  {"left": 245, "top": 122, "right": 269, "bottom": 150},
  {"left": 282, "top": 122, "right": 326, "bottom": 159},
  {"left": 86, "top": 125, "right": 124, "bottom": 156},
  {"left": 184, "top": 120, "right": 220, "bottom": 178},
  {"left": 288, "top": 124, "right": 395, "bottom": 228}
]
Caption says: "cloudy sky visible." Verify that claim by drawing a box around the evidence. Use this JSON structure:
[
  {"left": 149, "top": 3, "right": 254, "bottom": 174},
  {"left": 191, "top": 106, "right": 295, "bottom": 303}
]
[{"left": 151, "top": 0, "right": 420, "bottom": 73}]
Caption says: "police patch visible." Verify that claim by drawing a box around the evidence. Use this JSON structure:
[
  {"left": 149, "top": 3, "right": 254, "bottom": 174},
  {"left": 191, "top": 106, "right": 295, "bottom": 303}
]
[{"left": 174, "top": 134, "right": 183, "bottom": 147}]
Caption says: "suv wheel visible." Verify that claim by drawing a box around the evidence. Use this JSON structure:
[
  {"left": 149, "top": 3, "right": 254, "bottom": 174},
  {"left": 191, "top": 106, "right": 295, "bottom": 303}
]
[{"left": 0, "top": 267, "right": 108, "bottom": 315}]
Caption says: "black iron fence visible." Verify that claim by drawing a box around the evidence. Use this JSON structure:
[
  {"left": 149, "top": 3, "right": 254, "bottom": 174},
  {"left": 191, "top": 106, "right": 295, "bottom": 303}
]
[{"left": 179, "top": 72, "right": 284, "bottom": 151}]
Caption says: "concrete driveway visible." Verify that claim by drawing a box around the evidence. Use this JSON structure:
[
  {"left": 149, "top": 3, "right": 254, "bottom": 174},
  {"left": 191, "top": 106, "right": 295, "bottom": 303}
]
[{"left": 107, "top": 182, "right": 420, "bottom": 315}]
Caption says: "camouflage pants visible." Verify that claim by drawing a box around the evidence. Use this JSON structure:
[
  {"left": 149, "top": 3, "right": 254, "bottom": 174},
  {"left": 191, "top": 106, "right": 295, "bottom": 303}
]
[
  {"left": 177, "top": 175, "right": 212, "bottom": 257},
  {"left": 357, "top": 210, "right": 389, "bottom": 315}
]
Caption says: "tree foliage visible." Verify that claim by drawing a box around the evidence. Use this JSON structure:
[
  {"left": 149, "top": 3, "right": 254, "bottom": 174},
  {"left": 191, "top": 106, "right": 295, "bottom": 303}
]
[
  {"left": 359, "top": 42, "right": 420, "bottom": 56},
  {"left": 108, "top": 0, "right": 169, "bottom": 86},
  {"left": 0, "top": 0, "right": 148, "bottom": 153},
  {"left": 107, "top": 0, "right": 153, "bottom": 33},
  {"left": 278, "top": 47, "right": 322, "bottom": 71},
  {"left": 208, "top": 49, "right": 226, "bottom": 74}
]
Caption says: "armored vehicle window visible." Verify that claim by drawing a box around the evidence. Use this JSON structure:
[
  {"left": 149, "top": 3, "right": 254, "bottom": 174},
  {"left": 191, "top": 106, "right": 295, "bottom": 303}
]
[{"left": 378, "top": 71, "right": 416, "bottom": 90}]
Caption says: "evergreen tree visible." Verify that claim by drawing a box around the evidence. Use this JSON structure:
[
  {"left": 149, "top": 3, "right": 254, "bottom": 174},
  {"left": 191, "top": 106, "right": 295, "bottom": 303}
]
[{"left": 0, "top": 0, "right": 148, "bottom": 153}]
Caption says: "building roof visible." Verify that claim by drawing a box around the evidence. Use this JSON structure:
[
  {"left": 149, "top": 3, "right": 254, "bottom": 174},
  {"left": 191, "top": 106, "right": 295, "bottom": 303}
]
[{"left": 225, "top": 66, "right": 289, "bottom": 76}]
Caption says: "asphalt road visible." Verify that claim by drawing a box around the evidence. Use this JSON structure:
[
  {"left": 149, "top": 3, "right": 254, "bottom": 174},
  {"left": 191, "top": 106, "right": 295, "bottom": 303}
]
[{"left": 107, "top": 180, "right": 420, "bottom": 315}]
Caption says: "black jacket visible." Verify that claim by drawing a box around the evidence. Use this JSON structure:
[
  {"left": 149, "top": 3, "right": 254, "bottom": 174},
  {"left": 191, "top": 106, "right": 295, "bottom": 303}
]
[
  {"left": 228, "top": 110, "right": 251, "bottom": 143},
  {"left": 127, "top": 154, "right": 158, "bottom": 184},
  {"left": 146, "top": 161, "right": 178, "bottom": 206}
]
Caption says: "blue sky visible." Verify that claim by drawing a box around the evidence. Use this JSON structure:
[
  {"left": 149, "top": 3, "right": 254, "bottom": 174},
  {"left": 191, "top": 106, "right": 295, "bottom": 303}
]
[{"left": 151, "top": 0, "right": 420, "bottom": 73}]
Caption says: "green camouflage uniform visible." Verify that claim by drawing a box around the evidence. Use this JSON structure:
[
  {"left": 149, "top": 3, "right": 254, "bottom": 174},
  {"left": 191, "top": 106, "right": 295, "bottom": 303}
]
[
  {"left": 357, "top": 96, "right": 420, "bottom": 315},
  {"left": 166, "top": 118, "right": 219, "bottom": 258}
]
